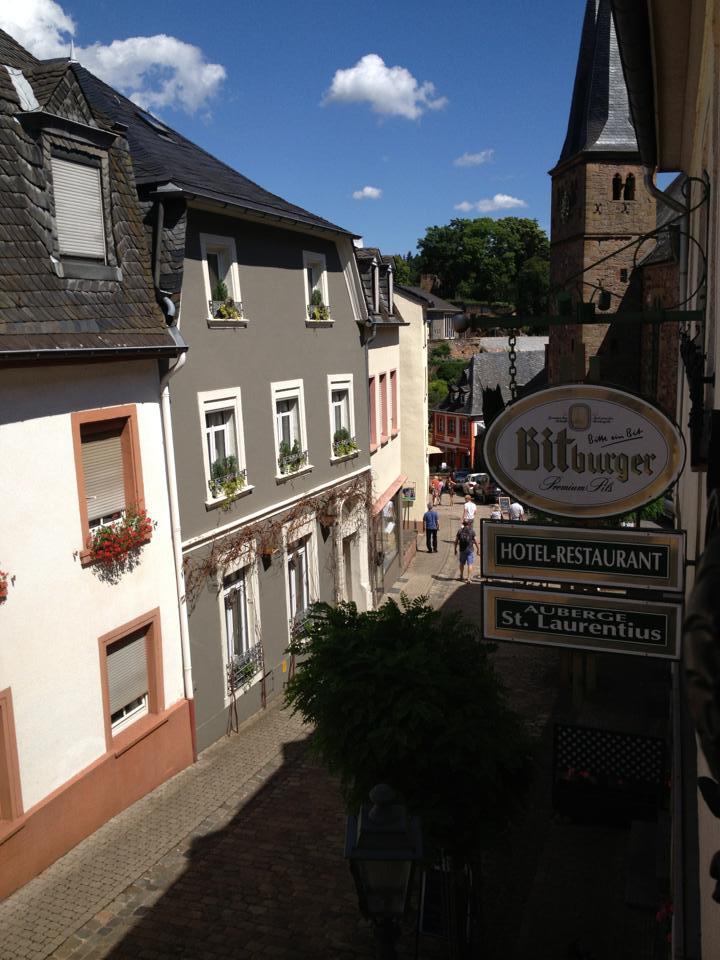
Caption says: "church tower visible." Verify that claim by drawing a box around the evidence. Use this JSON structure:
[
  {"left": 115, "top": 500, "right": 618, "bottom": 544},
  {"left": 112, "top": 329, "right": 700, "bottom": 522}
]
[{"left": 548, "top": 0, "right": 656, "bottom": 387}]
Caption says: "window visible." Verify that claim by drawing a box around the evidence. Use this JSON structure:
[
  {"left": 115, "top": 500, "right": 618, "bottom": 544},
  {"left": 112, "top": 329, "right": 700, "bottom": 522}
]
[
  {"left": 328, "top": 375, "right": 357, "bottom": 458},
  {"left": 303, "top": 251, "right": 330, "bottom": 320},
  {"left": 198, "top": 389, "right": 247, "bottom": 502},
  {"left": 288, "top": 538, "right": 310, "bottom": 623},
  {"left": 612, "top": 173, "right": 623, "bottom": 200},
  {"left": 51, "top": 155, "right": 106, "bottom": 261},
  {"left": 624, "top": 174, "right": 635, "bottom": 201},
  {"left": 379, "top": 373, "right": 388, "bottom": 442},
  {"left": 72, "top": 406, "right": 144, "bottom": 552},
  {"left": 369, "top": 376, "right": 377, "bottom": 449},
  {"left": 0, "top": 688, "right": 22, "bottom": 832},
  {"left": 447, "top": 416, "right": 456, "bottom": 436},
  {"left": 200, "top": 234, "right": 242, "bottom": 320},
  {"left": 437, "top": 415, "right": 445, "bottom": 434},
  {"left": 271, "top": 380, "right": 309, "bottom": 477},
  {"left": 460, "top": 419, "right": 469, "bottom": 438},
  {"left": 390, "top": 370, "right": 398, "bottom": 435},
  {"left": 98, "top": 610, "right": 163, "bottom": 749},
  {"left": 223, "top": 567, "right": 262, "bottom": 694}
]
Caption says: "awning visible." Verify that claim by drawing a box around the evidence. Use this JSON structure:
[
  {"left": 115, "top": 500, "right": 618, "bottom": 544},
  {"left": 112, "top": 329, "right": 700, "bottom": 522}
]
[{"left": 427, "top": 445, "right": 443, "bottom": 455}]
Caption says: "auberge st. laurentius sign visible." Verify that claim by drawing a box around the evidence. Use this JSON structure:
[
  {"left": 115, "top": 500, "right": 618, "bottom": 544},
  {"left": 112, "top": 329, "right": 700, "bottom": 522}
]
[{"left": 483, "top": 385, "right": 686, "bottom": 519}]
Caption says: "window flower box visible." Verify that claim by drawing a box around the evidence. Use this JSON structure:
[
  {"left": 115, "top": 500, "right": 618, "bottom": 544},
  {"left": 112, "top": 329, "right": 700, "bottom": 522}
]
[
  {"left": 209, "top": 456, "right": 246, "bottom": 500},
  {"left": 278, "top": 441, "right": 309, "bottom": 475},
  {"left": 226, "top": 641, "right": 264, "bottom": 695},
  {"left": 0, "top": 569, "right": 8, "bottom": 602},
  {"left": 332, "top": 429, "right": 359, "bottom": 458},
  {"left": 209, "top": 298, "right": 243, "bottom": 320},
  {"left": 87, "top": 507, "right": 154, "bottom": 567},
  {"left": 307, "top": 288, "right": 330, "bottom": 322}
]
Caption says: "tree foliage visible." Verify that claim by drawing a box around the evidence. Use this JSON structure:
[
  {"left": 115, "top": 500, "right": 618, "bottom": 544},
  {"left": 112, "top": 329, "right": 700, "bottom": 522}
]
[
  {"left": 285, "top": 597, "right": 533, "bottom": 856},
  {"left": 516, "top": 255, "right": 550, "bottom": 316},
  {"left": 428, "top": 378, "right": 449, "bottom": 409},
  {"left": 392, "top": 252, "right": 421, "bottom": 286},
  {"left": 417, "top": 217, "right": 550, "bottom": 306},
  {"left": 434, "top": 358, "right": 467, "bottom": 385}
]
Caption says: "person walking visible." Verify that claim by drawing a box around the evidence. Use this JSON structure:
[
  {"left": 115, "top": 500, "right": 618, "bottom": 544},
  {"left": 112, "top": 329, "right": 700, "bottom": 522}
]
[
  {"left": 509, "top": 501, "right": 526, "bottom": 521},
  {"left": 454, "top": 519, "right": 479, "bottom": 582},
  {"left": 462, "top": 494, "right": 477, "bottom": 524},
  {"left": 432, "top": 475, "right": 443, "bottom": 507},
  {"left": 489, "top": 502, "right": 502, "bottom": 521},
  {"left": 447, "top": 476, "right": 456, "bottom": 506},
  {"left": 423, "top": 503, "right": 440, "bottom": 553}
]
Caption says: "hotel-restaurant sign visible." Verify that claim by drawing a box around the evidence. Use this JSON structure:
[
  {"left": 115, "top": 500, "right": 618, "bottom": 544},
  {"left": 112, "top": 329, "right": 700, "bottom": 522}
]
[
  {"left": 481, "top": 522, "right": 686, "bottom": 593},
  {"left": 483, "top": 385, "right": 686, "bottom": 519},
  {"left": 483, "top": 585, "right": 682, "bottom": 660}
]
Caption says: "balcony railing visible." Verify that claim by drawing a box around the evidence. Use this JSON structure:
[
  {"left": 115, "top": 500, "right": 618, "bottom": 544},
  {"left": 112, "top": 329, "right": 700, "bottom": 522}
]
[
  {"left": 226, "top": 641, "right": 263, "bottom": 694},
  {"left": 209, "top": 298, "right": 244, "bottom": 320},
  {"left": 278, "top": 448, "right": 309, "bottom": 475},
  {"left": 208, "top": 466, "right": 247, "bottom": 499}
]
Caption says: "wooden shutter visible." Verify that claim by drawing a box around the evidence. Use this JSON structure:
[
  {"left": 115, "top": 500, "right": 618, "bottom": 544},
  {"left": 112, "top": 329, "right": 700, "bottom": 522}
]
[
  {"left": 51, "top": 157, "right": 106, "bottom": 260},
  {"left": 82, "top": 429, "right": 125, "bottom": 524},
  {"left": 107, "top": 631, "right": 148, "bottom": 716}
]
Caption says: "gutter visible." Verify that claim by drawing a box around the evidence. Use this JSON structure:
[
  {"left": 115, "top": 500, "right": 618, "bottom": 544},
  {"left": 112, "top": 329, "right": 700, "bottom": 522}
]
[
  {"left": 0, "top": 343, "right": 184, "bottom": 362},
  {"left": 158, "top": 325, "right": 196, "bottom": 760}
]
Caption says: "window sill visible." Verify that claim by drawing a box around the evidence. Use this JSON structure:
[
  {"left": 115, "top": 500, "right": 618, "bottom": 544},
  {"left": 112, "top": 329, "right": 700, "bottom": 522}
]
[
  {"left": 305, "top": 319, "right": 334, "bottom": 328},
  {"left": 205, "top": 483, "right": 254, "bottom": 511},
  {"left": 0, "top": 817, "right": 26, "bottom": 847},
  {"left": 206, "top": 317, "right": 250, "bottom": 329},
  {"left": 380, "top": 436, "right": 389, "bottom": 447},
  {"left": 112, "top": 712, "right": 169, "bottom": 758},
  {"left": 275, "top": 464, "right": 313, "bottom": 483},
  {"left": 370, "top": 443, "right": 378, "bottom": 453},
  {"left": 223, "top": 669, "right": 263, "bottom": 707},
  {"left": 330, "top": 449, "right": 361, "bottom": 464},
  {"left": 53, "top": 260, "right": 122, "bottom": 282},
  {"left": 391, "top": 429, "right": 399, "bottom": 438},
  {"left": 79, "top": 534, "right": 152, "bottom": 567}
]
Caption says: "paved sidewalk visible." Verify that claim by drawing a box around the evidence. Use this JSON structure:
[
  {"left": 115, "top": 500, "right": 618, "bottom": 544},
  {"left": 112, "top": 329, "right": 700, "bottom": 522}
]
[{"left": 0, "top": 704, "right": 310, "bottom": 960}]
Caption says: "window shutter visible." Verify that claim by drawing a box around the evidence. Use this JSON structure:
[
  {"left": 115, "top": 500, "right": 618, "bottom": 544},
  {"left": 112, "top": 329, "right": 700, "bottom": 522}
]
[
  {"left": 51, "top": 157, "right": 106, "bottom": 260},
  {"left": 82, "top": 431, "right": 125, "bottom": 524},
  {"left": 107, "top": 631, "right": 148, "bottom": 715}
]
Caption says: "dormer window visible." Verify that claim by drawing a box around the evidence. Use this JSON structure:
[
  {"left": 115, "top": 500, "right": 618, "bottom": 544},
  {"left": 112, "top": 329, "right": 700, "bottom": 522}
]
[
  {"left": 372, "top": 259, "right": 380, "bottom": 314},
  {"left": 304, "top": 251, "right": 330, "bottom": 322},
  {"left": 51, "top": 155, "right": 106, "bottom": 262}
]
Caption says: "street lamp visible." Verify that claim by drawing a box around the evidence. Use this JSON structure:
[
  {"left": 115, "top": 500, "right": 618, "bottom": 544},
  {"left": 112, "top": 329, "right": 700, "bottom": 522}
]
[{"left": 345, "top": 784, "right": 423, "bottom": 960}]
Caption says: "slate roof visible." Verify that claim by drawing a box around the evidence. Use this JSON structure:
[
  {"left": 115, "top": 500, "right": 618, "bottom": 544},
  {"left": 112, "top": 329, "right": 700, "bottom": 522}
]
[
  {"left": 638, "top": 174, "right": 686, "bottom": 267},
  {"left": 355, "top": 248, "right": 405, "bottom": 324},
  {"left": 401, "top": 287, "right": 462, "bottom": 314},
  {"left": 557, "top": 0, "right": 639, "bottom": 166},
  {"left": 0, "top": 30, "right": 178, "bottom": 356},
  {"left": 435, "top": 351, "right": 547, "bottom": 417},
  {"left": 73, "top": 65, "right": 354, "bottom": 237}
]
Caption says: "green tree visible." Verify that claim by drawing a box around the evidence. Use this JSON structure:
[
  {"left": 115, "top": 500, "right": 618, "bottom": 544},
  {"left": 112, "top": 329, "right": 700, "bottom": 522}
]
[
  {"left": 516, "top": 255, "right": 550, "bottom": 316},
  {"left": 392, "top": 253, "right": 420, "bottom": 285},
  {"left": 428, "top": 378, "right": 449, "bottom": 408},
  {"left": 417, "top": 217, "right": 549, "bottom": 305},
  {"left": 429, "top": 342, "right": 451, "bottom": 365},
  {"left": 284, "top": 597, "right": 532, "bottom": 857},
  {"left": 434, "top": 359, "right": 467, "bottom": 384}
]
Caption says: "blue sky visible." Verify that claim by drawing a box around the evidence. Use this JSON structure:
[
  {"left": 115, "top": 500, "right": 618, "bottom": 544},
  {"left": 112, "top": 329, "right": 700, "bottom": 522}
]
[{"left": 3, "top": 0, "right": 591, "bottom": 253}]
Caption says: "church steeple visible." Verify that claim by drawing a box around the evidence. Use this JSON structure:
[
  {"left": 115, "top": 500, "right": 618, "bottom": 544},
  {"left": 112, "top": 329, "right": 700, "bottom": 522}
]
[{"left": 557, "top": 0, "right": 638, "bottom": 166}]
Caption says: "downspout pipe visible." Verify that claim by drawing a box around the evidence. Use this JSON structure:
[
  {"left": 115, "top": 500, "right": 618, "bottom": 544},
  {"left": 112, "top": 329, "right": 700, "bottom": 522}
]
[{"left": 159, "top": 331, "right": 196, "bottom": 758}]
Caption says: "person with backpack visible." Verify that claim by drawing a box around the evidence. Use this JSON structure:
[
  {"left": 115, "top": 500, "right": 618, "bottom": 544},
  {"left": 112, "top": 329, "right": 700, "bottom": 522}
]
[{"left": 454, "top": 519, "right": 479, "bottom": 582}]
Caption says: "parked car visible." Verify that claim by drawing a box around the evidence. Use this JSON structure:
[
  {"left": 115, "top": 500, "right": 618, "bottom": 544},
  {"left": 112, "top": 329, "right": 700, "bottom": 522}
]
[
  {"left": 464, "top": 472, "right": 503, "bottom": 503},
  {"left": 451, "top": 469, "right": 471, "bottom": 488}
]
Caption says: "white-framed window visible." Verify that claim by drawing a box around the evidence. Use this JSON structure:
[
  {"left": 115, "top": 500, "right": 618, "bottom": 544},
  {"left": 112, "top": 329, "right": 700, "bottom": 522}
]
[
  {"left": 106, "top": 629, "right": 149, "bottom": 734},
  {"left": 271, "top": 379, "right": 310, "bottom": 477},
  {"left": 51, "top": 155, "right": 106, "bottom": 261},
  {"left": 197, "top": 388, "right": 248, "bottom": 503},
  {"left": 328, "top": 374, "right": 358, "bottom": 458},
  {"left": 222, "top": 564, "right": 262, "bottom": 696},
  {"left": 288, "top": 538, "right": 310, "bottom": 622},
  {"left": 200, "top": 234, "right": 243, "bottom": 319},
  {"left": 303, "top": 250, "right": 330, "bottom": 320}
]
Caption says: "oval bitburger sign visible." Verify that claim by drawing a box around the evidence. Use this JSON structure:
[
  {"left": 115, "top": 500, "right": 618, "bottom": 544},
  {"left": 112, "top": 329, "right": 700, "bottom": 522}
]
[{"left": 483, "top": 385, "right": 686, "bottom": 519}]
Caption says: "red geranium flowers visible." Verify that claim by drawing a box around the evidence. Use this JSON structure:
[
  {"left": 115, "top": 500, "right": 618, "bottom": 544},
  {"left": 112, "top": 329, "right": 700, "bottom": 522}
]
[{"left": 88, "top": 507, "right": 154, "bottom": 567}]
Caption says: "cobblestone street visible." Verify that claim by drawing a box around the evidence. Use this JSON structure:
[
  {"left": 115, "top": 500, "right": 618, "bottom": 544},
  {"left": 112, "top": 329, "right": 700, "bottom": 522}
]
[{"left": 0, "top": 501, "right": 664, "bottom": 959}]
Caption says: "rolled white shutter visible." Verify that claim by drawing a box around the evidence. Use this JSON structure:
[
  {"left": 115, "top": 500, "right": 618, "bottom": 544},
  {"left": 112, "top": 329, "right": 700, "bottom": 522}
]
[
  {"left": 107, "top": 631, "right": 148, "bottom": 715},
  {"left": 51, "top": 157, "right": 106, "bottom": 260},
  {"left": 82, "top": 432, "right": 125, "bottom": 524}
]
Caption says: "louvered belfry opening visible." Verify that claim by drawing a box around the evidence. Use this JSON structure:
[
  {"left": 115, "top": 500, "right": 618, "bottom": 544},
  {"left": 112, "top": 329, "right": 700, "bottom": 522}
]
[{"left": 81, "top": 420, "right": 126, "bottom": 527}]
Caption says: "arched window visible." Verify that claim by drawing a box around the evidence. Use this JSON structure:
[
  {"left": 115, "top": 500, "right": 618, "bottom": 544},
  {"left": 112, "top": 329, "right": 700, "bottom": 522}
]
[
  {"left": 624, "top": 173, "right": 636, "bottom": 201},
  {"left": 612, "top": 173, "right": 623, "bottom": 200}
]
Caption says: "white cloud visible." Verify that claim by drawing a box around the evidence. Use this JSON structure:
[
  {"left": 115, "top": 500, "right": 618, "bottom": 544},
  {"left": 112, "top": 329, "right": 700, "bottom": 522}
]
[
  {"left": 323, "top": 53, "right": 447, "bottom": 120},
  {"left": 352, "top": 185, "right": 382, "bottom": 200},
  {"left": 0, "top": 0, "right": 225, "bottom": 113},
  {"left": 454, "top": 149, "right": 494, "bottom": 167},
  {"left": 454, "top": 194, "right": 528, "bottom": 213}
]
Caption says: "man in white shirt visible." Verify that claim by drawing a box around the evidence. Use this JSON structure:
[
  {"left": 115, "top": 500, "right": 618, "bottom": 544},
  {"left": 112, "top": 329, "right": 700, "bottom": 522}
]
[
  {"left": 508, "top": 501, "right": 525, "bottom": 522},
  {"left": 462, "top": 495, "right": 477, "bottom": 524}
]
